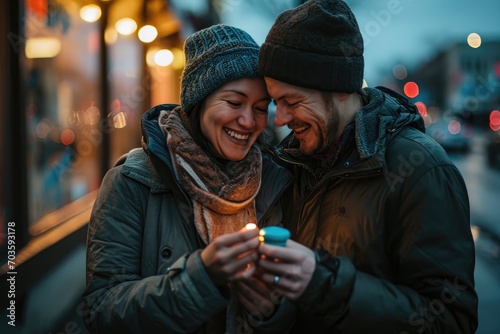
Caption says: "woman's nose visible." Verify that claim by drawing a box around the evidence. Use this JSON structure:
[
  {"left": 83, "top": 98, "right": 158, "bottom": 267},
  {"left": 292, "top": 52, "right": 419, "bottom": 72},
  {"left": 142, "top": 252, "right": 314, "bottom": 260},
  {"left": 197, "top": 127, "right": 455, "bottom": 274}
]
[{"left": 238, "top": 107, "right": 256, "bottom": 128}]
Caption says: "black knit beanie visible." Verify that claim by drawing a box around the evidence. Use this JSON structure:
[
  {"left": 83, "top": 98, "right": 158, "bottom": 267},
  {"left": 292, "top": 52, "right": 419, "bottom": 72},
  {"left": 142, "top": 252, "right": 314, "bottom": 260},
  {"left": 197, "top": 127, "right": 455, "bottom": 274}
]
[
  {"left": 180, "top": 24, "right": 260, "bottom": 114},
  {"left": 259, "top": 0, "right": 364, "bottom": 92}
]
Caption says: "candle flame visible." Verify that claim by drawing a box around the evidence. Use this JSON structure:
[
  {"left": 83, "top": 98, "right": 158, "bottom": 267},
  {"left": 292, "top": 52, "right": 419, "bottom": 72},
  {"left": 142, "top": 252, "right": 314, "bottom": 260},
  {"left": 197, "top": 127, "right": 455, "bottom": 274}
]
[{"left": 245, "top": 223, "right": 257, "bottom": 230}]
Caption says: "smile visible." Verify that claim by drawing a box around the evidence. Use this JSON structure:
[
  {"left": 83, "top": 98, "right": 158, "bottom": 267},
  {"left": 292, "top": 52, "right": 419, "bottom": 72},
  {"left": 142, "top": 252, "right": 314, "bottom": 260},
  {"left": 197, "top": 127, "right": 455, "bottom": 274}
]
[
  {"left": 224, "top": 128, "right": 250, "bottom": 140},
  {"left": 294, "top": 125, "right": 310, "bottom": 134}
]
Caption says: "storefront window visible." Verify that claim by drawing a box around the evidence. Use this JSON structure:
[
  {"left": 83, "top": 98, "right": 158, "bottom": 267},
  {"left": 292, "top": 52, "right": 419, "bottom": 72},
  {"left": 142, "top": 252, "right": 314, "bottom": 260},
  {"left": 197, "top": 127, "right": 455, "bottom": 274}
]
[
  {"left": 22, "top": 0, "right": 179, "bottom": 226},
  {"left": 24, "top": 1, "right": 101, "bottom": 222},
  {"left": 23, "top": 0, "right": 143, "bottom": 225}
]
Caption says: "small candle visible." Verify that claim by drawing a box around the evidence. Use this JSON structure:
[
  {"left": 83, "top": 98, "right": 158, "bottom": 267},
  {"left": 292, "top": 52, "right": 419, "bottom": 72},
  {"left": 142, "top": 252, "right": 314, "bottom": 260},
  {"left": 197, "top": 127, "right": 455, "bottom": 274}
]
[
  {"left": 245, "top": 223, "right": 257, "bottom": 230},
  {"left": 259, "top": 226, "right": 290, "bottom": 247}
]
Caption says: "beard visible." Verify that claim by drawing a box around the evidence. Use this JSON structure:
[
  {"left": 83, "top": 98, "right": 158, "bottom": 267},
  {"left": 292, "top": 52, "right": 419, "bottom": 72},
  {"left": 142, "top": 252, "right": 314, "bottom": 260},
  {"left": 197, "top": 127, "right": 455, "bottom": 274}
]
[{"left": 298, "top": 99, "right": 341, "bottom": 156}]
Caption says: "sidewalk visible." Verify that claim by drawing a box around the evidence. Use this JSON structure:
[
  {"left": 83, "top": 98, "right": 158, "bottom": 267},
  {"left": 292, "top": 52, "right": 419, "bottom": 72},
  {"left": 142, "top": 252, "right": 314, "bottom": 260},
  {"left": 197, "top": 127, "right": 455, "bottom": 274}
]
[{"left": 473, "top": 225, "right": 500, "bottom": 334}]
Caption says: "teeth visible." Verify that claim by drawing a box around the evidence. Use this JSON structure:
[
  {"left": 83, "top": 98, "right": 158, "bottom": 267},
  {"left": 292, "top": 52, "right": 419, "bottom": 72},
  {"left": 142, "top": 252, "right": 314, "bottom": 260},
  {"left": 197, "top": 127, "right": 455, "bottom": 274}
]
[
  {"left": 295, "top": 126, "right": 309, "bottom": 134},
  {"left": 225, "top": 129, "right": 249, "bottom": 140}
]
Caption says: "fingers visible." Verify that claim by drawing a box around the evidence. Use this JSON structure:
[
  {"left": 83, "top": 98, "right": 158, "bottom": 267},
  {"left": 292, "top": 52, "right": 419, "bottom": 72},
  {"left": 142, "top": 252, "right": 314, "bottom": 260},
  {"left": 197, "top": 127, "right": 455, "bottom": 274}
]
[
  {"left": 201, "top": 230, "right": 261, "bottom": 285},
  {"left": 216, "top": 228, "right": 260, "bottom": 246},
  {"left": 255, "top": 241, "right": 317, "bottom": 301},
  {"left": 258, "top": 239, "right": 308, "bottom": 262},
  {"left": 233, "top": 280, "right": 283, "bottom": 318},
  {"left": 233, "top": 262, "right": 257, "bottom": 280}
]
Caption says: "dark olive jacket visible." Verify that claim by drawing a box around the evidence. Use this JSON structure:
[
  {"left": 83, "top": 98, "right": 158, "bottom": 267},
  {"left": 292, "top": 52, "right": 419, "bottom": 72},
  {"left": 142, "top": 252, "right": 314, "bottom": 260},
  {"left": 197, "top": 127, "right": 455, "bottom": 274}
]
[
  {"left": 81, "top": 104, "right": 294, "bottom": 333},
  {"left": 275, "top": 87, "right": 478, "bottom": 333}
]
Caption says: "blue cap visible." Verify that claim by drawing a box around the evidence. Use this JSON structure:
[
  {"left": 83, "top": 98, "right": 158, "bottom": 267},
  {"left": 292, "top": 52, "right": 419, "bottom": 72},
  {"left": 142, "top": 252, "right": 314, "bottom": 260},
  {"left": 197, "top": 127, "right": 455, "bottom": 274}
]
[{"left": 260, "top": 226, "right": 290, "bottom": 247}]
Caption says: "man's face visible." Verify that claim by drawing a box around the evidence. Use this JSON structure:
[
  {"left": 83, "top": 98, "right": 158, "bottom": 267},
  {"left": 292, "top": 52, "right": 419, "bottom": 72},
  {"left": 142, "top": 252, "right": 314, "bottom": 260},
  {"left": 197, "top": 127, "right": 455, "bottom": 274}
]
[{"left": 265, "top": 77, "right": 341, "bottom": 155}]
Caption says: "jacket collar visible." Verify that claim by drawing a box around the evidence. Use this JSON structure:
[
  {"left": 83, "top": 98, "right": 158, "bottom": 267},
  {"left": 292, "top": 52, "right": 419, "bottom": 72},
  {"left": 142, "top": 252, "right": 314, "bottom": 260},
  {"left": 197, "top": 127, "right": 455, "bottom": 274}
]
[{"left": 141, "top": 104, "right": 179, "bottom": 169}]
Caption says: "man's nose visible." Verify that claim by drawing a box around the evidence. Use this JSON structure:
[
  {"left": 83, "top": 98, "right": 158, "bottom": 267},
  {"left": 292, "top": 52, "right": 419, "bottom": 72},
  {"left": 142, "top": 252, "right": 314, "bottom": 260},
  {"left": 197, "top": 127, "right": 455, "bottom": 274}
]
[{"left": 274, "top": 106, "right": 294, "bottom": 127}]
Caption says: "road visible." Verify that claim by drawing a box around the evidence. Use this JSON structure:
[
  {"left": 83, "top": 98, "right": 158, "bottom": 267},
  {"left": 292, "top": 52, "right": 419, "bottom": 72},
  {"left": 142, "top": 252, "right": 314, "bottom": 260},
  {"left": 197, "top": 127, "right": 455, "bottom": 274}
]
[{"left": 448, "top": 132, "right": 500, "bottom": 334}]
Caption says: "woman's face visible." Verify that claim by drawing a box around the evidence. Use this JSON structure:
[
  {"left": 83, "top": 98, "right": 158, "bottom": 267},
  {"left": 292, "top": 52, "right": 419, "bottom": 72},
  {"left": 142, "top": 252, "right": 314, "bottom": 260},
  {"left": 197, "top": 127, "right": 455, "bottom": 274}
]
[{"left": 200, "top": 78, "right": 270, "bottom": 161}]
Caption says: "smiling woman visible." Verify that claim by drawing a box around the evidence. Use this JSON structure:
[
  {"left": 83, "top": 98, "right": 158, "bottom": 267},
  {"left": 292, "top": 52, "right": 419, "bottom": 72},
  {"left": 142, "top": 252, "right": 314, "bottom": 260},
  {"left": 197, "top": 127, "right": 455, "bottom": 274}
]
[
  {"left": 200, "top": 79, "right": 270, "bottom": 161},
  {"left": 81, "top": 24, "right": 293, "bottom": 334}
]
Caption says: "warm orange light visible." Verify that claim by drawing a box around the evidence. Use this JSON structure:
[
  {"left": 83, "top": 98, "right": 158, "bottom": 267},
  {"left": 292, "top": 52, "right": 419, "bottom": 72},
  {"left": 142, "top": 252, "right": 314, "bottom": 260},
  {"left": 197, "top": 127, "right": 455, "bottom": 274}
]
[
  {"left": 61, "top": 129, "right": 75, "bottom": 145},
  {"left": 80, "top": 4, "right": 101, "bottom": 23},
  {"left": 154, "top": 49, "right": 174, "bottom": 67},
  {"left": 138, "top": 25, "right": 158, "bottom": 43},
  {"left": 115, "top": 18, "right": 137, "bottom": 35},
  {"left": 245, "top": 223, "right": 257, "bottom": 230},
  {"left": 467, "top": 33, "right": 481, "bottom": 48},
  {"left": 404, "top": 82, "right": 419, "bottom": 98},
  {"left": 25, "top": 38, "right": 61, "bottom": 58}
]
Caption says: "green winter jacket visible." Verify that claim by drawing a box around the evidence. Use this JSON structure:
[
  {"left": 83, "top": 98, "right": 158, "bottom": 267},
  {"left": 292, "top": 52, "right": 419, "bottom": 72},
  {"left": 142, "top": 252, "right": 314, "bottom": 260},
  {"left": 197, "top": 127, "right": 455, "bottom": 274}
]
[
  {"left": 81, "top": 104, "right": 294, "bottom": 333},
  {"left": 276, "top": 87, "right": 478, "bottom": 333}
]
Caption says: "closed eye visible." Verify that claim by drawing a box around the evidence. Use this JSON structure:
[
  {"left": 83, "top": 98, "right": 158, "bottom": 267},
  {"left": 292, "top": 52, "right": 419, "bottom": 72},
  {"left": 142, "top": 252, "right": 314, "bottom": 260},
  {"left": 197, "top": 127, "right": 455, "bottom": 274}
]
[
  {"left": 226, "top": 100, "right": 241, "bottom": 107},
  {"left": 285, "top": 100, "right": 300, "bottom": 107}
]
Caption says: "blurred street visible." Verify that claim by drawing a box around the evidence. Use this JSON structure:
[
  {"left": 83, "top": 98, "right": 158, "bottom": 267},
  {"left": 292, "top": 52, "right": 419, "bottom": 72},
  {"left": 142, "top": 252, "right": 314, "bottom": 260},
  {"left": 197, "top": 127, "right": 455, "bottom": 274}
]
[
  {"left": 449, "top": 130, "right": 500, "bottom": 334},
  {"left": 1, "top": 1, "right": 499, "bottom": 333}
]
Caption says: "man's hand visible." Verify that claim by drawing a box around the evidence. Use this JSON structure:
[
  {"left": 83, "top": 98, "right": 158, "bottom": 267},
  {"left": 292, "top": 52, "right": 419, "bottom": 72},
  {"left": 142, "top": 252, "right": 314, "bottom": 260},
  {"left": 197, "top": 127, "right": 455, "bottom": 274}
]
[{"left": 256, "top": 239, "right": 316, "bottom": 301}]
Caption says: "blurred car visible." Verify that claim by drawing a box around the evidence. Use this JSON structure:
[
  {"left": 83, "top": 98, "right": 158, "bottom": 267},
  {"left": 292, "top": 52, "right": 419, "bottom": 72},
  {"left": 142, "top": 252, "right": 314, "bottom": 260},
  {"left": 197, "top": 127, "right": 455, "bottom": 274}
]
[{"left": 426, "top": 118, "right": 471, "bottom": 153}]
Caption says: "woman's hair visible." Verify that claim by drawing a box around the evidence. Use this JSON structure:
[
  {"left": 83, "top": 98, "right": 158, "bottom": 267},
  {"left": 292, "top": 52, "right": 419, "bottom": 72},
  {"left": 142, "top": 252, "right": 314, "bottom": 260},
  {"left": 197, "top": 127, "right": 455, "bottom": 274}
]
[{"left": 187, "top": 102, "right": 206, "bottom": 148}]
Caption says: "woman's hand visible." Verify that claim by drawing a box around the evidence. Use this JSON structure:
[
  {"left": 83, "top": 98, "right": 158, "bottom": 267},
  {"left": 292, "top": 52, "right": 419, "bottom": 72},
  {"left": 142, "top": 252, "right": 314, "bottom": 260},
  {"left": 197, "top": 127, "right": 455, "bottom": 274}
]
[
  {"left": 201, "top": 228, "right": 260, "bottom": 286},
  {"left": 256, "top": 239, "right": 316, "bottom": 301}
]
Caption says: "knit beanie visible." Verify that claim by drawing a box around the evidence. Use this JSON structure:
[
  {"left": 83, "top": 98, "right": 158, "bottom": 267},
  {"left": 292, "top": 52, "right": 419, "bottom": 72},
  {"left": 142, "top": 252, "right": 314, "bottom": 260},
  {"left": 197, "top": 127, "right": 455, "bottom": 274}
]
[
  {"left": 180, "top": 24, "right": 260, "bottom": 114},
  {"left": 259, "top": 0, "right": 364, "bottom": 93}
]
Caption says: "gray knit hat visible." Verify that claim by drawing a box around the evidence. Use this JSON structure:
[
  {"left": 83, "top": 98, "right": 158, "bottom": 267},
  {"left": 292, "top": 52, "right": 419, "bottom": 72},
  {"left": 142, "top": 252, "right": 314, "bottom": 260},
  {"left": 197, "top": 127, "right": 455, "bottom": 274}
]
[
  {"left": 180, "top": 24, "right": 260, "bottom": 114},
  {"left": 259, "top": 0, "right": 364, "bottom": 93}
]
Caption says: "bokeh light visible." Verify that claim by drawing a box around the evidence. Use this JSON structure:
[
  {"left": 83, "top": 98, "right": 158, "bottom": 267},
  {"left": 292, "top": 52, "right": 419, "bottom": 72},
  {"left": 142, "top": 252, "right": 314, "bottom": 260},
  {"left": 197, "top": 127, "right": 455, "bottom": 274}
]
[
  {"left": 25, "top": 38, "right": 61, "bottom": 59},
  {"left": 404, "top": 81, "right": 419, "bottom": 98},
  {"left": 154, "top": 49, "right": 174, "bottom": 67},
  {"left": 467, "top": 33, "right": 481, "bottom": 48},
  {"left": 105, "top": 27, "right": 118, "bottom": 44},
  {"left": 146, "top": 47, "right": 160, "bottom": 67},
  {"left": 393, "top": 64, "right": 408, "bottom": 80},
  {"left": 170, "top": 48, "right": 185, "bottom": 70},
  {"left": 112, "top": 112, "right": 127, "bottom": 128},
  {"left": 448, "top": 120, "right": 461, "bottom": 135},
  {"left": 84, "top": 105, "right": 101, "bottom": 125},
  {"left": 36, "top": 119, "right": 51, "bottom": 139},
  {"left": 115, "top": 18, "right": 137, "bottom": 36},
  {"left": 138, "top": 25, "right": 158, "bottom": 43},
  {"left": 415, "top": 101, "right": 427, "bottom": 117},
  {"left": 80, "top": 4, "right": 101, "bottom": 23},
  {"left": 60, "top": 129, "right": 75, "bottom": 146},
  {"left": 490, "top": 110, "right": 500, "bottom": 131}
]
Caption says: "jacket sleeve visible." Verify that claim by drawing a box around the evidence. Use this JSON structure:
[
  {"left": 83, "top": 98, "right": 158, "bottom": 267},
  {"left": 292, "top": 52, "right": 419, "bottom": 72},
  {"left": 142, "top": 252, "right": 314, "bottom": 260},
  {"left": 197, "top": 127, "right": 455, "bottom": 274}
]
[
  {"left": 296, "top": 163, "right": 478, "bottom": 333},
  {"left": 81, "top": 167, "right": 230, "bottom": 333}
]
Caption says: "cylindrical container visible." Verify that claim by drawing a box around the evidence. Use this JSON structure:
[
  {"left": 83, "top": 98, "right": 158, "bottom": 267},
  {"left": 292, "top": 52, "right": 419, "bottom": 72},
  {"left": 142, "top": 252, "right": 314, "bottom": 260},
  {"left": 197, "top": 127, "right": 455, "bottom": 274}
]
[{"left": 259, "top": 226, "right": 290, "bottom": 247}]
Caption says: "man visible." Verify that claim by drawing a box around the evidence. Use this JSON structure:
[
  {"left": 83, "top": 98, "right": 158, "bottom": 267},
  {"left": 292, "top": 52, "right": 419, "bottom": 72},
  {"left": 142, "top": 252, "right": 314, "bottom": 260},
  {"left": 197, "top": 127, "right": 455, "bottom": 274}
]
[{"left": 253, "top": 0, "right": 478, "bottom": 332}]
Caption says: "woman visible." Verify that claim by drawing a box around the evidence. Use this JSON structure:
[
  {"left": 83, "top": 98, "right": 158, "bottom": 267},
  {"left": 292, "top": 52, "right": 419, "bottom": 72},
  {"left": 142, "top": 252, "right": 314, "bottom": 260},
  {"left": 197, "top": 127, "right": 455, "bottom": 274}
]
[{"left": 81, "top": 24, "right": 293, "bottom": 333}]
